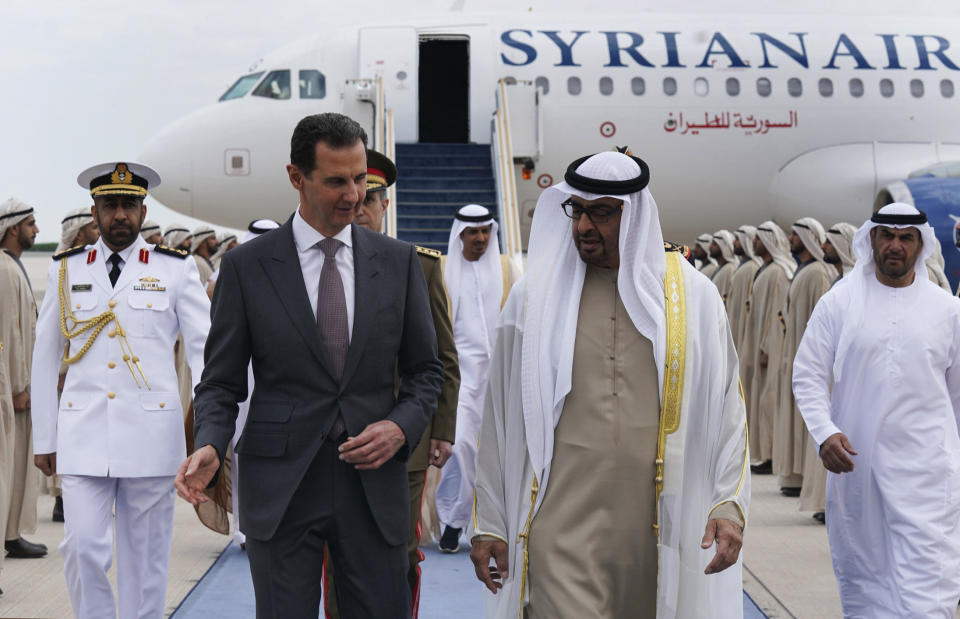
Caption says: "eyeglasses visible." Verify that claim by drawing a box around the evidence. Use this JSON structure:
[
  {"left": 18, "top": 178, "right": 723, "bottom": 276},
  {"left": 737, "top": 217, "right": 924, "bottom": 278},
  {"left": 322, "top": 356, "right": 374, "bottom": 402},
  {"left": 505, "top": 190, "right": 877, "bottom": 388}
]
[{"left": 560, "top": 198, "right": 623, "bottom": 224}]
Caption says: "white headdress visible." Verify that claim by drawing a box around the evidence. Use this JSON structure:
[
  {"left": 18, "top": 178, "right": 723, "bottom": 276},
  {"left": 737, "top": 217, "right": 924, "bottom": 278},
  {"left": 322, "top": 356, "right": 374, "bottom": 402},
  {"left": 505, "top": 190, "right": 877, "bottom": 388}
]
[
  {"left": 163, "top": 224, "right": 191, "bottom": 248},
  {"left": 210, "top": 232, "right": 239, "bottom": 264},
  {"left": 925, "top": 237, "right": 952, "bottom": 292},
  {"left": 445, "top": 204, "right": 502, "bottom": 350},
  {"left": 696, "top": 233, "right": 718, "bottom": 267},
  {"left": 140, "top": 220, "right": 161, "bottom": 241},
  {"left": 792, "top": 217, "right": 826, "bottom": 262},
  {"left": 756, "top": 220, "right": 797, "bottom": 280},
  {"left": 56, "top": 207, "right": 95, "bottom": 253},
  {"left": 826, "top": 222, "right": 857, "bottom": 274},
  {"left": 243, "top": 219, "right": 280, "bottom": 243},
  {"left": 735, "top": 225, "right": 762, "bottom": 267},
  {"left": 190, "top": 225, "right": 216, "bottom": 253},
  {"left": 711, "top": 229, "right": 738, "bottom": 265},
  {"left": 522, "top": 151, "right": 664, "bottom": 480},
  {"left": 833, "top": 203, "right": 937, "bottom": 381},
  {"left": 0, "top": 197, "right": 34, "bottom": 239}
]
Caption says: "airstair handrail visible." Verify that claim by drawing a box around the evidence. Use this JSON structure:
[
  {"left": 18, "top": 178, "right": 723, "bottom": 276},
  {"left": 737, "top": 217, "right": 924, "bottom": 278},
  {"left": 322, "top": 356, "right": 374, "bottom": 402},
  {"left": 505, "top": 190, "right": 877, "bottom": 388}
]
[
  {"left": 492, "top": 79, "right": 525, "bottom": 269},
  {"left": 384, "top": 108, "right": 397, "bottom": 238}
]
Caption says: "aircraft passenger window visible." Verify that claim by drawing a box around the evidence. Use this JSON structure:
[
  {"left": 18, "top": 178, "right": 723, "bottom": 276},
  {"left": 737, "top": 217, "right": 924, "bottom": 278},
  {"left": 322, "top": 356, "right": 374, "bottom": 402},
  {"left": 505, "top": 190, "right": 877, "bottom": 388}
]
[
  {"left": 535, "top": 76, "right": 550, "bottom": 95},
  {"left": 942, "top": 79, "right": 955, "bottom": 98},
  {"left": 694, "top": 77, "right": 708, "bottom": 97},
  {"left": 726, "top": 78, "right": 740, "bottom": 96},
  {"left": 252, "top": 70, "right": 291, "bottom": 100},
  {"left": 910, "top": 79, "right": 924, "bottom": 98},
  {"left": 567, "top": 76, "right": 582, "bottom": 95},
  {"left": 299, "top": 70, "right": 326, "bottom": 99},
  {"left": 219, "top": 72, "right": 265, "bottom": 102},
  {"left": 600, "top": 77, "right": 614, "bottom": 96},
  {"left": 663, "top": 77, "right": 677, "bottom": 96},
  {"left": 819, "top": 78, "right": 834, "bottom": 97},
  {"left": 756, "top": 78, "right": 772, "bottom": 97},
  {"left": 788, "top": 78, "right": 802, "bottom": 97},
  {"left": 880, "top": 78, "right": 895, "bottom": 98},
  {"left": 849, "top": 78, "right": 864, "bottom": 98},
  {"left": 631, "top": 77, "right": 645, "bottom": 95}
]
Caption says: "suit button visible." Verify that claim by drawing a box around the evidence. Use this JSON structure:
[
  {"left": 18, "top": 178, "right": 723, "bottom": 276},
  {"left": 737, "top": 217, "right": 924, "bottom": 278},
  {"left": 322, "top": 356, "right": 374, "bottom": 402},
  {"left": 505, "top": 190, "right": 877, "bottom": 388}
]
[
  {"left": 108, "top": 362, "right": 116, "bottom": 369},
  {"left": 109, "top": 300, "right": 117, "bottom": 308},
  {"left": 108, "top": 392, "right": 115, "bottom": 399},
  {"left": 108, "top": 330, "right": 116, "bottom": 338}
]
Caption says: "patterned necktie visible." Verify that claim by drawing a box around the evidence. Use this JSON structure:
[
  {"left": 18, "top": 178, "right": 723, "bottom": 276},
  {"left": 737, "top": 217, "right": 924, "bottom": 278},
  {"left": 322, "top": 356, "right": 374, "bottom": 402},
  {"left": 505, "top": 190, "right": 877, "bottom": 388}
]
[
  {"left": 317, "top": 237, "right": 349, "bottom": 440},
  {"left": 317, "top": 238, "right": 349, "bottom": 380},
  {"left": 108, "top": 253, "right": 122, "bottom": 287}
]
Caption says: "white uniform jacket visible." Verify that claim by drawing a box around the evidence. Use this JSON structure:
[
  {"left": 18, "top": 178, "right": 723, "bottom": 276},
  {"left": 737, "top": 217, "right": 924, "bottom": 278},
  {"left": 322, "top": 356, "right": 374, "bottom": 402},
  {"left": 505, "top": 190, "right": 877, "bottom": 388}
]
[{"left": 31, "top": 236, "right": 210, "bottom": 477}]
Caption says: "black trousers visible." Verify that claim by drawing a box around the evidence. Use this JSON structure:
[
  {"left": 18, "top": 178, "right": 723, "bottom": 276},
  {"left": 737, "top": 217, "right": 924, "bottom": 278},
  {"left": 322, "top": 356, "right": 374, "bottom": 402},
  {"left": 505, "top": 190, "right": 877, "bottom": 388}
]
[{"left": 246, "top": 439, "right": 410, "bottom": 619}]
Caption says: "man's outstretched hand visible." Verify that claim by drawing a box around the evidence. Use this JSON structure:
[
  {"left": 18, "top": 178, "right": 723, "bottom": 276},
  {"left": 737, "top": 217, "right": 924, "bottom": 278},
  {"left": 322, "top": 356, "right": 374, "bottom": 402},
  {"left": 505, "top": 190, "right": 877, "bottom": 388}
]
[
  {"left": 471, "top": 538, "right": 509, "bottom": 594},
  {"left": 701, "top": 518, "right": 743, "bottom": 575},
  {"left": 819, "top": 432, "right": 858, "bottom": 474},
  {"left": 174, "top": 444, "right": 220, "bottom": 505}
]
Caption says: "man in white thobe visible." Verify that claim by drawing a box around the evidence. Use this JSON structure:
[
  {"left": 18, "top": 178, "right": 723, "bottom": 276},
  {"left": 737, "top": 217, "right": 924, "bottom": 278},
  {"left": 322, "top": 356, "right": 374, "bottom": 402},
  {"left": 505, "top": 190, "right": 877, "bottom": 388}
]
[
  {"left": 435, "top": 204, "right": 518, "bottom": 552},
  {"left": 694, "top": 232, "right": 718, "bottom": 278},
  {"left": 0, "top": 199, "right": 46, "bottom": 564},
  {"left": 793, "top": 203, "right": 960, "bottom": 617},
  {"left": 799, "top": 221, "right": 856, "bottom": 521},
  {"left": 162, "top": 224, "right": 191, "bottom": 252},
  {"left": 744, "top": 222, "right": 795, "bottom": 473},
  {"left": 139, "top": 220, "right": 162, "bottom": 245},
  {"left": 470, "top": 151, "right": 749, "bottom": 618},
  {"left": 773, "top": 218, "right": 833, "bottom": 496},
  {"left": 709, "top": 229, "right": 739, "bottom": 303}
]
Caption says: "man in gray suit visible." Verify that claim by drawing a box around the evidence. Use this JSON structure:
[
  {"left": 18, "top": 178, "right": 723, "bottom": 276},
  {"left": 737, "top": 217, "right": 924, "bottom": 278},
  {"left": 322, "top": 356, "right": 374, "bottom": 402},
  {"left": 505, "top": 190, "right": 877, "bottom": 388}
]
[{"left": 175, "top": 113, "right": 444, "bottom": 619}]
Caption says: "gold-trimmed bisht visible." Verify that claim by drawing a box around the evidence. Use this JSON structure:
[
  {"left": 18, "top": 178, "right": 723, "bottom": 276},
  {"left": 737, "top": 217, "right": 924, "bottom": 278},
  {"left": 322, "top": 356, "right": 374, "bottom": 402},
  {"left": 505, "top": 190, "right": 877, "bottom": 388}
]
[{"left": 57, "top": 258, "right": 150, "bottom": 389}]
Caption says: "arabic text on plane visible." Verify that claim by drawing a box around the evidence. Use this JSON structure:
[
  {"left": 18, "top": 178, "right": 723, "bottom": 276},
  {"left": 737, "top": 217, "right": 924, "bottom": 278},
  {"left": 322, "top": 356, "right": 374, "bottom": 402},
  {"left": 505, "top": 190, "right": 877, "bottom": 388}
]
[{"left": 663, "top": 110, "right": 798, "bottom": 135}]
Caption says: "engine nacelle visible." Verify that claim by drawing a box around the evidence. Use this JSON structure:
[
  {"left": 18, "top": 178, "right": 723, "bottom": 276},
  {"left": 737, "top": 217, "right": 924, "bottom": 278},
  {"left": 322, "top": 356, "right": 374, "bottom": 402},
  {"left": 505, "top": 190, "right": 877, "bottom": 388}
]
[{"left": 875, "top": 176, "right": 960, "bottom": 293}]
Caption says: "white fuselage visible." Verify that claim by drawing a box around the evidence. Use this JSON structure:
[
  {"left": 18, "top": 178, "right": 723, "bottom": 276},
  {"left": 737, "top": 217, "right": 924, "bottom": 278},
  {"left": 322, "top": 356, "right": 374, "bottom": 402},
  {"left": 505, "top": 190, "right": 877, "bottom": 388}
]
[{"left": 140, "top": 13, "right": 960, "bottom": 244}]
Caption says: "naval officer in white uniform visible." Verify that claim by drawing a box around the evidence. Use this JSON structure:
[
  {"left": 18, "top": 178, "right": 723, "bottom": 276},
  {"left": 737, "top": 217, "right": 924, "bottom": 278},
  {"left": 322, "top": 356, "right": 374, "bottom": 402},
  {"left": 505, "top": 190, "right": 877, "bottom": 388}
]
[{"left": 30, "top": 162, "right": 211, "bottom": 619}]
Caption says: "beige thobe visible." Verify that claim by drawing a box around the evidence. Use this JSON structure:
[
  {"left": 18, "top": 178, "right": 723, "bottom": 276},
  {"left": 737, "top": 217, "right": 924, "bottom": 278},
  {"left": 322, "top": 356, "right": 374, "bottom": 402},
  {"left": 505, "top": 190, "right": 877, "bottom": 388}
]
[
  {"left": 744, "top": 261, "right": 790, "bottom": 463},
  {"left": 711, "top": 261, "right": 737, "bottom": 306},
  {"left": 774, "top": 261, "right": 832, "bottom": 488},
  {"left": 700, "top": 262, "right": 718, "bottom": 280},
  {"left": 0, "top": 252, "right": 39, "bottom": 541},
  {"left": 193, "top": 254, "right": 214, "bottom": 286},
  {"left": 526, "top": 265, "right": 660, "bottom": 618},
  {"left": 176, "top": 257, "right": 212, "bottom": 420}
]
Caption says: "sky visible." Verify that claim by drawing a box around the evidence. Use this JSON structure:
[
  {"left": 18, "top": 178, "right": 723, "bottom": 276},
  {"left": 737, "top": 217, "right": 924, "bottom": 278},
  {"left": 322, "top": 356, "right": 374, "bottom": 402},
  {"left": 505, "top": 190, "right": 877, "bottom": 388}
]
[{"left": 1, "top": 0, "right": 957, "bottom": 242}]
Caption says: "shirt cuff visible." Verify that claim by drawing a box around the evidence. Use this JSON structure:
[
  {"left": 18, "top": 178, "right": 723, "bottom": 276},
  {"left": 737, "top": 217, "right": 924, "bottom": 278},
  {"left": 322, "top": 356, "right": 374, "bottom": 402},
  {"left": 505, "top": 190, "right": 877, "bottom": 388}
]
[
  {"left": 709, "top": 501, "right": 745, "bottom": 530},
  {"left": 470, "top": 533, "right": 508, "bottom": 545}
]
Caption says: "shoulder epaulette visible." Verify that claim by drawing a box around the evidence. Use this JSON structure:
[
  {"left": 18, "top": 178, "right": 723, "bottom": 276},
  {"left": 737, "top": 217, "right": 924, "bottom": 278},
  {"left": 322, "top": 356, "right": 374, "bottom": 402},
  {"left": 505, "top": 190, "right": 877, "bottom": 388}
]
[
  {"left": 154, "top": 244, "right": 189, "bottom": 259},
  {"left": 663, "top": 241, "right": 691, "bottom": 258},
  {"left": 153, "top": 243, "right": 190, "bottom": 259},
  {"left": 416, "top": 246, "right": 441, "bottom": 260},
  {"left": 53, "top": 246, "right": 85, "bottom": 260}
]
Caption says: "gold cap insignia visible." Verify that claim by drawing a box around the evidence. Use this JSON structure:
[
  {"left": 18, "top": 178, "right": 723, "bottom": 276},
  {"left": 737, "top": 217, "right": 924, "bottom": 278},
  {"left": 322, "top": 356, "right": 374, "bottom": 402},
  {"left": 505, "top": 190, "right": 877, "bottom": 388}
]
[{"left": 111, "top": 163, "right": 131, "bottom": 184}]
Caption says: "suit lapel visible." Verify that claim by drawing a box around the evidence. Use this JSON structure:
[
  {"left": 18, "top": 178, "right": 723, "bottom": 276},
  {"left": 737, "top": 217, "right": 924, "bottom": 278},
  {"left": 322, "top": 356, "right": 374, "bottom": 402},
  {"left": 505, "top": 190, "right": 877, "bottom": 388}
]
[
  {"left": 340, "top": 227, "right": 379, "bottom": 389},
  {"left": 259, "top": 220, "right": 333, "bottom": 375}
]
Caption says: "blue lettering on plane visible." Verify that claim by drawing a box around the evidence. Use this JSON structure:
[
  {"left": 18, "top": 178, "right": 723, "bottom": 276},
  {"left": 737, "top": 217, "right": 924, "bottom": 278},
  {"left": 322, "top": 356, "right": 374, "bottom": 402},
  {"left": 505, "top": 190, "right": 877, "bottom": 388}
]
[{"left": 498, "top": 30, "right": 960, "bottom": 71}]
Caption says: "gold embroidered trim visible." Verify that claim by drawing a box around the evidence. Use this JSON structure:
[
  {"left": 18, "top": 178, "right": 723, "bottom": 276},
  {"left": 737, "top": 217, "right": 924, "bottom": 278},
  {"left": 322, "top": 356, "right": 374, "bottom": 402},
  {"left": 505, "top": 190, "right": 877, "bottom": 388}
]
[
  {"left": 517, "top": 476, "right": 539, "bottom": 618},
  {"left": 655, "top": 251, "right": 686, "bottom": 532}
]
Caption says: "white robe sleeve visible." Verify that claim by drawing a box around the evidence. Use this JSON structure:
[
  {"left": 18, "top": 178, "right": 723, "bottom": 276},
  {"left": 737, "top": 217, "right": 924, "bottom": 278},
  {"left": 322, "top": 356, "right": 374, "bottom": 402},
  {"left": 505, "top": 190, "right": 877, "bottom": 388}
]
[
  {"left": 944, "top": 309, "right": 960, "bottom": 438},
  {"left": 792, "top": 295, "right": 843, "bottom": 446}
]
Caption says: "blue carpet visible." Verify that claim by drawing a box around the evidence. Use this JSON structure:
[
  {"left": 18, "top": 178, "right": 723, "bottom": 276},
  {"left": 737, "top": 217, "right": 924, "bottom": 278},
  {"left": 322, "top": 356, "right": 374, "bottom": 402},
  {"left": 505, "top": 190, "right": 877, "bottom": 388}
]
[{"left": 172, "top": 541, "right": 767, "bottom": 618}]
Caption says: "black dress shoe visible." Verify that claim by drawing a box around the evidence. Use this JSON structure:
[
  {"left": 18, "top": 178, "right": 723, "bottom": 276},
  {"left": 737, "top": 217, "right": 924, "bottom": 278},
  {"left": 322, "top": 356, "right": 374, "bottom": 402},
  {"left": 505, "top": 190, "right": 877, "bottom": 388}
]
[
  {"left": 438, "top": 526, "right": 462, "bottom": 553},
  {"left": 4, "top": 537, "right": 48, "bottom": 558},
  {"left": 780, "top": 487, "right": 802, "bottom": 498},
  {"left": 813, "top": 512, "right": 826, "bottom": 524},
  {"left": 52, "top": 496, "right": 64, "bottom": 523},
  {"left": 750, "top": 460, "right": 773, "bottom": 475}
]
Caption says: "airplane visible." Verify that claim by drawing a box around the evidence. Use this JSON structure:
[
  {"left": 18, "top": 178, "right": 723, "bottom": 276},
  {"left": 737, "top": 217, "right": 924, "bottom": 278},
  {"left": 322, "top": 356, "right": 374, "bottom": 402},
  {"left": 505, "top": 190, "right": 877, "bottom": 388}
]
[{"left": 139, "top": 12, "right": 960, "bottom": 288}]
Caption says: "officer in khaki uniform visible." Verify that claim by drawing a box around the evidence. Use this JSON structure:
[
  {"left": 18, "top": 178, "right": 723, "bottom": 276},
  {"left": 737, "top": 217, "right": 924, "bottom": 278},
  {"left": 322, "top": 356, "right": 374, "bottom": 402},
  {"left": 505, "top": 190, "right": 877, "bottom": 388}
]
[
  {"left": 30, "top": 162, "right": 211, "bottom": 619},
  {"left": 322, "top": 150, "right": 459, "bottom": 618}
]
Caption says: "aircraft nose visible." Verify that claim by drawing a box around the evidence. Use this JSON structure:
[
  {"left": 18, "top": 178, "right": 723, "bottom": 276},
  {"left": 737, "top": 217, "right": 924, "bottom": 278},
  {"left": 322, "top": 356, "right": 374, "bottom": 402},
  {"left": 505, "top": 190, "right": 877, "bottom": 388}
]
[{"left": 140, "top": 110, "right": 205, "bottom": 217}]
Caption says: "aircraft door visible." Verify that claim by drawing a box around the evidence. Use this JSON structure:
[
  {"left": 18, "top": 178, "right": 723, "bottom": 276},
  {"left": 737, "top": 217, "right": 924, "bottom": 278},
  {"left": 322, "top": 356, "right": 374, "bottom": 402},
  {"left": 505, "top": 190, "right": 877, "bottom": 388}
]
[
  {"left": 419, "top": 37, "right": 470, "bottom": 143},
  {"left": 359, "top": 26, "right": 418, "bottom": 142}
]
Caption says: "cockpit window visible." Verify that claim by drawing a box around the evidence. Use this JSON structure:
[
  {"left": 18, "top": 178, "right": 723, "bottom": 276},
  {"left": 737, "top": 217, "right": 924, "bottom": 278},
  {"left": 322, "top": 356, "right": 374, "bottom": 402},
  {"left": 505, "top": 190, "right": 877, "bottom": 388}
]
[
  {"left": 299, "top": 70, "right": 327, "bottom": 99},
  {"left": 252, "top": 70, "right": 292, "bottom": 100},
  {"left": 219, "top": 72, "right": 264, "bottom": 101}
]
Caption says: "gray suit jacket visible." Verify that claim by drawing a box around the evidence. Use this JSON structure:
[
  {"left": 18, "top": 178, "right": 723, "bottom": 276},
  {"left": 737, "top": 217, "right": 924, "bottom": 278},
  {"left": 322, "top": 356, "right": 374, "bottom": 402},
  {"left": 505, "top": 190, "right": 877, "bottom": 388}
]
[{"left": 193, "top": 218, "right": 443, "bottom": 544}]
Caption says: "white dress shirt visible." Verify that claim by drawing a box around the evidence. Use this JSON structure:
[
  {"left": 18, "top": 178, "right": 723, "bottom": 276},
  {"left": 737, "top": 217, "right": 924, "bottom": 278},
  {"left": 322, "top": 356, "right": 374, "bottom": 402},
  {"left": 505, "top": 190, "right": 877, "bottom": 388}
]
[
  {"left": 291, "top": 208, "right": 355, "bottom": 341},
  {"left": 97, "top": 237, "right": 137, "bottom": 275}
]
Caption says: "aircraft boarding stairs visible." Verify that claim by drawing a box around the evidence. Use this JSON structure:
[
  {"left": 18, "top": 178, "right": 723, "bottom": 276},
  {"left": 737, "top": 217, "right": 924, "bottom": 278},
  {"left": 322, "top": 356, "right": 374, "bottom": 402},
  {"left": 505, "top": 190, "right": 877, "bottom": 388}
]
[{"left": 394, "top": 143, "right": 498, "bottom": 251}]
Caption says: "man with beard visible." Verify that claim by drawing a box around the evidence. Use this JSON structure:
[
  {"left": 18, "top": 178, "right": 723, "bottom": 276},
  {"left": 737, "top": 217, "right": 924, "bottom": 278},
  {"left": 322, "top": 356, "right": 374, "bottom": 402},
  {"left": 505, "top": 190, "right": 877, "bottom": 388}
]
[
  {"left": 163, "top": 224, "right": 192, "bottom": 252},
  {"left": 140, "top": 220, "right": 162, "bottom": 245},
  {"left": 30, "top": 162, "right": 210, "bottom": 619},
  {"left": 190, "top": 225, "right": 217, "bottom": 284},
  {"left": 709, "top": 230, "right": 738, "bottom": 303},
  {"left": 793, "top": 204, "right": 960, "bottom": 617},
  {"left": 773, "top": 218, "right": 833, "bottom": 497},
  {"left": 694, "top": 233, "right": 718, "bottom": 278},
  {"left": 0, "top": 199, "right": 46, "bottom": 585},
  {"left": 743, "top": 222, "right": 795, "bottom": 474}
]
